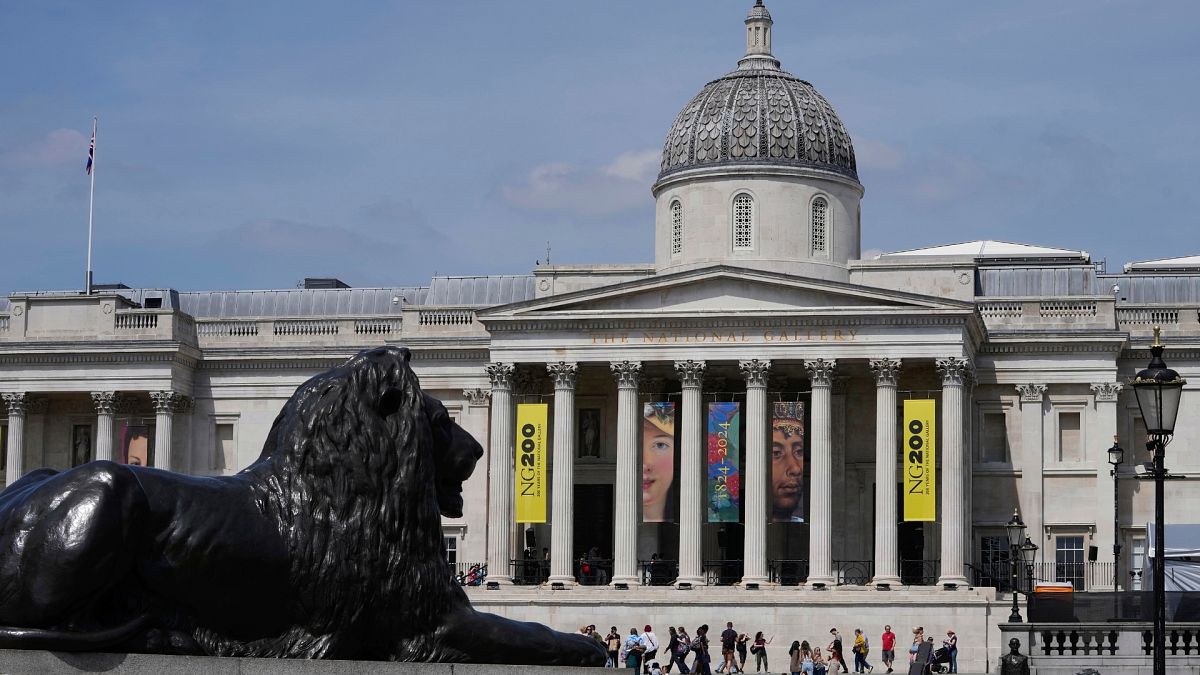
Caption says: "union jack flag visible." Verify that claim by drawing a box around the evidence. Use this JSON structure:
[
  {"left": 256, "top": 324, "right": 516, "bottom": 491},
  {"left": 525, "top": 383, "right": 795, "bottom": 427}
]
[{"left": 85, "top": 127, "right": 94, "bottom": 175}]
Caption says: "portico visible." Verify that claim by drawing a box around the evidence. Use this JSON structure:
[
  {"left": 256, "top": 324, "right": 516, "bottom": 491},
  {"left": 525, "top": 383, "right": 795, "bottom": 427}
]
[{"left": 477, "top": 264, "right": 984, "bottom": 589}]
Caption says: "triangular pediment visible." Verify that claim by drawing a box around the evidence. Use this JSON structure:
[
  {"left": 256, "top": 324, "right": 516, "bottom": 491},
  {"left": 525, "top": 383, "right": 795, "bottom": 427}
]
[{"left": 479, "top": 265, "right": 972, "bottom": 319}]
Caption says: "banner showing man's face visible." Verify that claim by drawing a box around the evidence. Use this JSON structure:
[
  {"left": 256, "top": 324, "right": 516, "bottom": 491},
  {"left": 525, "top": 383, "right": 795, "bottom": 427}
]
[{"left": 771, "top": 402, "right": 806, "bottom": 523}]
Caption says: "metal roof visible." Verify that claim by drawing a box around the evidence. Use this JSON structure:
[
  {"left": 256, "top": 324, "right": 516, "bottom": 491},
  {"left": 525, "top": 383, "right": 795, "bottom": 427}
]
[
  {"left": 881, "top": 240, "right": 1090, "bottom": 262},
  {"left": 176, "top": 287, "right": 427, "bottom": 318},
  {"left": 1102, "top": 275, "right": 1200, "bottom": 304},
  {"left": 1123, "top": 256, "right": 1200, "bottom": 274},
  {"left": 977, "top": 266, "right": 1097, "bottom": 297},
  {"left": 423, "top": 276, "right": 536, "bottom": 306}
]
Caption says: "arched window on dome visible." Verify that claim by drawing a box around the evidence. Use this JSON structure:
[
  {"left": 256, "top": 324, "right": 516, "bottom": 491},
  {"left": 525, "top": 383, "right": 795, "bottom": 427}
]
[
  {"left": 811, "top": 196, "right": 829, "bottom": 256},
  {"left": 670, "top": 200, "right": 683, "bottom": 257},
  {"left": 732, "top": 193, "right": 754, "bottom": 251}
]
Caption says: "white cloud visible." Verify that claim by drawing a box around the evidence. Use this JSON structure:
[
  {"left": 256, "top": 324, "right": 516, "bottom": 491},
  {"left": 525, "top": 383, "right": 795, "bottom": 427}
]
[
  {"left": 501, "top": 149, "right": 658, "bottom": 216},
  {"left": 601, "top": 149, "right": 660, "bottom": 182},
  {"left": 0, "top": 128, "right": 87, "bottom": 168}
]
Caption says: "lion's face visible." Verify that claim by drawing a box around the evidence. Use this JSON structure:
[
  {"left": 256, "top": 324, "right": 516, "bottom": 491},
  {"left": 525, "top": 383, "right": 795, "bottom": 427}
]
[{"left": 424, "top": 394, "right": 483, "bottom": 518}]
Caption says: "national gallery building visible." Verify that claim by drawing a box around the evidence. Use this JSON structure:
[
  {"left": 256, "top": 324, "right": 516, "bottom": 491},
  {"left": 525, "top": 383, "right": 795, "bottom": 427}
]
[{"left": 2, "top": 3, "right": 1198, "bottom": 669}]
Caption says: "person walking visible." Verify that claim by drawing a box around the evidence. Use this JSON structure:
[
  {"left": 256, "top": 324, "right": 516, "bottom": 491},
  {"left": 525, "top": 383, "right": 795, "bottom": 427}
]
[
  {"left": 641, "top": 625, "right": 660, "bottom": 674},
  {"left": 908, "top": 628, "right": 923, "bottom": 665},
  {"left": 691, "top": 625, "right": 712, "bottom": 675},
  {"left": 851, "top": 629, "right": 872, "bottom": 673},
  {"left": 715, "top": 622, "right": 739, "bottom": 673},
  {"left": 607, "top": 626, "right": 622, "bottom": 668},
  {"left": 735, "top": 632, "right": 749, "bottom": 672},
  {"left": 671, "top": 626, "right": 692, "bottom": 674},
  {"left": 624, "top": 627, "right": 645, "bottom": 671},
  {"left": 664, "top": 627, "right": 679, "bottom": 674},
  {"left": 751, "top": 631, "right": 772, "bottom": 672},
  {"left": 879, "top": 626, "right": 895, "bottom": 674},
  {"left": 827, "top": 628, "right": 849, "bottom": 674},
  {"left": 942, "top": 630, "right": 957, "bottom": 673}
]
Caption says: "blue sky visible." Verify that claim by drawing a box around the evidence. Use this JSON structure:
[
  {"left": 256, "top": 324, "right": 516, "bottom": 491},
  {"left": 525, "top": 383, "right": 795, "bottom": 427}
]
[{"left": 2, "top": 0, "right": 1198, "bottom": 292}]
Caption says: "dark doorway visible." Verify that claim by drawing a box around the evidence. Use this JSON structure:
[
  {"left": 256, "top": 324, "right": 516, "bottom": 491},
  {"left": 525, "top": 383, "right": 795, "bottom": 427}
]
[
  {"left": 898, "top": 482, "right": 928, "bottom": 584},
  {"left": 574, "top": 484, "right": 613, "bottom": 585}
]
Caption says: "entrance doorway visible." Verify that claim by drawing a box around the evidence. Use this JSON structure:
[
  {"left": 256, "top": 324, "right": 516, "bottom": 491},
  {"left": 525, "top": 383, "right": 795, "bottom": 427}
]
[
  {"left": 898, "top": 488, "right": 929, "bottom": 584},
  {"left": 574, "top": 484, "right": 613, "bottom": 585}
]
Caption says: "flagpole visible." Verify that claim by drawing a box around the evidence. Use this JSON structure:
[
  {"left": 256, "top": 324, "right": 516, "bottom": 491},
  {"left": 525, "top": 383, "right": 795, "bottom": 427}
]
[{"left": 86, "top": 116, "right": 96, "bottom": 294}]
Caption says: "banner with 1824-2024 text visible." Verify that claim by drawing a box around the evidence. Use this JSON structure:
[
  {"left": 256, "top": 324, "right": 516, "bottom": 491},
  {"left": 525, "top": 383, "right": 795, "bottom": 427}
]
[
  {"left": 515, "top": 403, "right": 548, "bottom": 523},
  {"left": 707, "top": 402, "right": 741, "bottom": 522},
  {"left": 903, "top": 399, "right": 936, "bottom": 522}
]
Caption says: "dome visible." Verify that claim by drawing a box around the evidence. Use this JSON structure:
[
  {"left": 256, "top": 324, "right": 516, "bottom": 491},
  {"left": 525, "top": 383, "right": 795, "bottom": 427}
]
[{"left": 655, "top": 3, "right": 857, "bottom": 186}]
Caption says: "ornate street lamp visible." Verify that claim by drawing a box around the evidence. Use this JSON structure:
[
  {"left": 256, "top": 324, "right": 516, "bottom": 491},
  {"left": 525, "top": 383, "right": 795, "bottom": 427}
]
[
  {"left": 1020, "top": 535, "right": 1039, "bottom": 593},
  {"left": 1006, "top": 510, "right": 1028, "bottom": 623},
  {"left": 1129, "top": 327, "right": 1185, "bottom": 675},
  {"left": 1108, "top": 437, "right": 1124, "bottom": 619}
]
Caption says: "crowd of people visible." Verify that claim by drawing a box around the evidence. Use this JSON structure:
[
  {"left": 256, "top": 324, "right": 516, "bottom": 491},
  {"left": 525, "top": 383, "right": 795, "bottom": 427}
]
[{"left": 583, "top": 622, "right": 959, "bottom": 674}]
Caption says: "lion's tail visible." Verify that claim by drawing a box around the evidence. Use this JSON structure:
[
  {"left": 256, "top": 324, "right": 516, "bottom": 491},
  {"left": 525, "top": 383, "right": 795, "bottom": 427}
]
[{"left": 0, "top": 613, "right": 151, "bottom": 651}]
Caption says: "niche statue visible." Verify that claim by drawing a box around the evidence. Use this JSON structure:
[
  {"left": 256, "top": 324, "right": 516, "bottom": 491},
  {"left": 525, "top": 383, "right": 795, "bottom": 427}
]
[{"left": 0, "top": 346, "right": 604, "bottom": 666}]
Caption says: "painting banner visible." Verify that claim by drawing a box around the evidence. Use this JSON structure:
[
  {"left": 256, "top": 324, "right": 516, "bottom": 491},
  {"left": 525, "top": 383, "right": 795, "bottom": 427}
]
[
  {"left": 771, "top": 401, "right": 806, "bottom": 523},
  {"left": 515, "top": 403, "right": 549, "bottom": 523},
  {"left": 642, "top": 402, "right": 677, "bottom": 523},
  {"left": 903, "top": 399, "right": 937, "bottom": 522},
  {"left": 707, "top": 402, "right": 741, "bottom": 522}
]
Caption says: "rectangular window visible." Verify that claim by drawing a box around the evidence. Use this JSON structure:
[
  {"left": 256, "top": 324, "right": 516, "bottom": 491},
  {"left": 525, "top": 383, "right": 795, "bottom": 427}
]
[
  {"left": 1130, "top": 536, "right": 1146, "bottom": 591},
  {"left": 981, "top": 412, "right": 1009, "bottom": 463},
  {"left": 444, "top": 535, "right": 458, "bottom": 566},
  {"left": 1058, "top": 412, "right": 1082, "bottom": 462},
  {"left": 214, "top": 423, "right": 236, "bottom": 474},
  {"left": 978, "top": 535, "right": 1011, "bottom": 589},
  {"left": 1056, "top": 535, "right": 1086, "bottom": 589}
]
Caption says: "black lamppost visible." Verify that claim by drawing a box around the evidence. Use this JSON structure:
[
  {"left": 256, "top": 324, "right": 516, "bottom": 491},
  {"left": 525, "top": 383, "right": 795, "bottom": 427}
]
[
  {"left": 1129, "top": 328, "right": 1185, "bottom": 675},
  {"left": 1006, "top": 510, "right": 1028, "bottom": 622},
  {"left": 1107, "top": 437, "right": 1124, "bottom": 619}
]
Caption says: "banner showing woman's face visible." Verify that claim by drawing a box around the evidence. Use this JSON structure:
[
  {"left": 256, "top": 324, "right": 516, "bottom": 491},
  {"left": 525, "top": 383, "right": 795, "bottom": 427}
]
[
  {"left": 642, "top": 402, "right": 676, "bottom": 522},
  {"left": 771, "top": 402, "right": 805, "bottom": 523}
]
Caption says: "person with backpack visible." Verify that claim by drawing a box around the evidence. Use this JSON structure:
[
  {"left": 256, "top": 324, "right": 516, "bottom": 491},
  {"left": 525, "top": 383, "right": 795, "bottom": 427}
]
[
  {"left": 623, "top": 627, "right": 646, "bottom": 671},
  {"left": 670, "top": 626, "right": 692, "bottom": 674},
  {"left": 691, "top": 624, "right": 712, "bottom": 675},
  {"left": 851, "top": 629, "right": 872, "bottom": 673}
]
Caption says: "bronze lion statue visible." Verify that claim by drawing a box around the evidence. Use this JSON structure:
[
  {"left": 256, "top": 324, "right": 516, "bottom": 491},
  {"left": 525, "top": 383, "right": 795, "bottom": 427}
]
[{"left": 0, "top": 346, "right": 604, "bottom": 666}]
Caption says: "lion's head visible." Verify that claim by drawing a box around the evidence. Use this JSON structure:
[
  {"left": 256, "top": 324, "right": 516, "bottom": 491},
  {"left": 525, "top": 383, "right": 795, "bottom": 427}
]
[{"left": 242, "top": 346, "right": 483, "bottom": 652}]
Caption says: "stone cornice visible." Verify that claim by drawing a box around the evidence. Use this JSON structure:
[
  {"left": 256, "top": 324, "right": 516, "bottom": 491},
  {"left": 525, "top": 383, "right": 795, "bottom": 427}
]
[
  {"left": 0, "top": 350, "right": 199, "bottom": 368},
  {"left": 484, "top": 313, "right": 975, "bottom": 334}
]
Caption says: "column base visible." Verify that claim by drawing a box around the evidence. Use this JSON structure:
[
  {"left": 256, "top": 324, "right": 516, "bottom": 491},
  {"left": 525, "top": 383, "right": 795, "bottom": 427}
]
[
  {"left": 546, "top": 576, "right": 577, "bottom": 587},
  {"left": 870, "top": 575, "right": 902, "bottom": 588},
  {"left": 935, "top": 575, "right": 969, "bottom": 588},
  {"left": 805, "top": 576, "right": 835, "bottom": 588},
  {"left": 610, "top": 575, "right": 640, "bottom": 588},
  {"left": 485, "top": 575, "right": 514, "bottom": 585},
  {"left": 674, "top": 576, "right": 705, "bottom": 588},
  {"left": 738, "top": 576, "right": 770, "bottom": 587}
]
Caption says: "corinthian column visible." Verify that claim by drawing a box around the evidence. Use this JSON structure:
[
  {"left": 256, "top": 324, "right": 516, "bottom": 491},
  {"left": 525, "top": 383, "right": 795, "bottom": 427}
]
[
  {"left": 610, "top": 360, "right": 642, "bottom": 586},
  {"left": 150, "top": 391, "right": 189, "bottom": 472},
  {"left": 2, "top": 393, "right": 27, "bottom": 487},
  {"left": 870, "top": 359, "right": 902, "bottom": 586},
  {"left": 547, "top": 362, "right": 578, "bottom": 585},
  {"left": 675, "top": 359, "right": 706, "bottom": 587},
  {"left": 740, "top": 358, "right": 771, "bottom": 585},
  {"left": 91, "top": 392, "right": 120, "bottom": 462},
  {"left": 936, "top": 357, "right": 971, "bottom": 587},
  {"left": 806, "top": 359, "right": 836, "bottom": 587},
  {"left": 485, "top": 363, "right": 516, "bottom": 584}
]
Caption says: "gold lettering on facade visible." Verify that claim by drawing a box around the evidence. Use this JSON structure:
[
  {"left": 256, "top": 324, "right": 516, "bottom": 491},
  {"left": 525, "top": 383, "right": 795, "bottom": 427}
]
[{"left": 596, "top": 326, "right": 861, "bottom": 346}]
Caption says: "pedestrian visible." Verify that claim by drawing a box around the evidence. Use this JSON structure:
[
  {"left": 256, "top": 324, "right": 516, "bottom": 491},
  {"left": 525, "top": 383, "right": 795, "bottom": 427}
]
[
  {"left": 692, "top": 624, "right": 712, "bottom": 675},
  {"left": 879, "top": 625, "right": 896, "bottom": 674},
  {"left": 717, "top": 622, "right": 739, "bottom": 673},
  {"left": 788, "top": 640, "right": 803, "bottom": 675},
  {"left": 851, "top": 629, "right": 872, "bottom": 673},
  {"left": 664, "top": 627, "right": 680, "bottom": 674},
  {"left": 589, "top": 625, "right": 604, "bottom": 646},
  {"left": 607, "top": 626, "right": 623, "bottom": 668},
  {"left": 751, "top": 631, "right": 772, "bottom": 672},
  {"left": 624, "top": 627, "right": 645, "bottom": 671},
  {"left": 942, "top": 630, "right": 957, "bottom": 673},
  {"left": 827, "top": 628, "right": 849, "bottom": 674},
  {"left": 811, "top": 646, "right": 827, "bottom": 675},
  {"left": 908, "top": 627, "right": 923, "bottom": 665},
  {"left": 642, "top": 625, "right": 660, "bottom": 674},
  {"left": 735, "top": 632, "right": 749, "bottom": 671},
  {"left": 672, "top": 626, "right": 692, "bottom": 674}
]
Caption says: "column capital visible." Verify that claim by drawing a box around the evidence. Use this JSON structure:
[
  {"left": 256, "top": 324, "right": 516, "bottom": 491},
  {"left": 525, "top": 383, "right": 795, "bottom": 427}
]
[
  {"left": 936, "top": 357, "right": 972, "bottom": 386},
  {"left": 462, "top": 388, "right": 491, "bottom": 407},
  {"left": 738, "top": 359, "right": 772, "bottom": 388},
  {"left": 150, "top": 391, "right": 190, "bottom": 414},
  {"left": 546, "top": 362, "right": 578, "bottom": 389},
  {"left": 1090, "top": 382, "right": 1123, "bottom": 402},
  {"left": 91, "top": 391, "right": 122, "bottom": 415},
  {"left": 869, "top": 358, "right": 902, "bottom": 386},
  {"left": 486, "top": 362, "right": 515, "bottom": 390},
  {"left": 1, "top": 393, "right": 28, "bottom": 416},
  {"left": 804, "top": 358, "right": 837, "bottom": 387},
  {"left": 1016, "top": 383, "right": 1047, "bottom": 403},
  {"left": 609, "top": 360, "right": 642, "bottom": 389},
  {"left": 674, "top": 360, "right": 706, "bottom": 388}
]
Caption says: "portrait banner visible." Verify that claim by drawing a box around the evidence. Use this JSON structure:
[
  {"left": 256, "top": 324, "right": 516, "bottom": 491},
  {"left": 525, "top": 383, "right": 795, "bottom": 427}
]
[
  {"left": 707, "top": 402, "right": 741, "bottom": 522},
  {"left": 515, "top": 403, "right": 548, "bottom": 523},
  {"left": 771, "top": 401, "right": 806, "bottom": 523},
  {"left": 642, "top": 402, "right": 677, "bottom": 523},
  {"left": 903, "top": 399, "right": 936, "bottom": 522}
]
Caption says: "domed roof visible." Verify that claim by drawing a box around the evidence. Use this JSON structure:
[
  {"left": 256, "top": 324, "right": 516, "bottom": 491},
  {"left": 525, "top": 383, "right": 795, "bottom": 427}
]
[{"left": 656, "top": 3, "right": 857, "bottom": 184}]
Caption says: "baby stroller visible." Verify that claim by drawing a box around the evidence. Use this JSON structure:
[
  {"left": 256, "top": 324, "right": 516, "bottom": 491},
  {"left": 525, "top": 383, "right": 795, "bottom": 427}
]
[{"left": 925, "top": 645, "right": 951, "bottom": 674}]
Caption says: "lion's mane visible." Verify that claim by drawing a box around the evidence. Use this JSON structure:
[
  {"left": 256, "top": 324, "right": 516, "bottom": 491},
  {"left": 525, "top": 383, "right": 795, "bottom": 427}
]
[{"left": 195, "top": 347, "right": 463, "bottom": 659}]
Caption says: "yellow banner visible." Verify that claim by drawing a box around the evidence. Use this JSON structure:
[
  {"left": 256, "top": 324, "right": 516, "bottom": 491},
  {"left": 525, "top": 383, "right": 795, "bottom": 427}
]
[
  {"left": 903, "top": 400, "right": 936, "bottom": 522},
  {"left": 515, "top": 404, "right": 549, "bottom": 523}
]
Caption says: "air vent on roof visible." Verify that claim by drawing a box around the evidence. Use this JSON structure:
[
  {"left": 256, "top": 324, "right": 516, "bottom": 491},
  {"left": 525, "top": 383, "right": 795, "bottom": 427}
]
[{"left": 302, "top": 278, "right": 350, "bottom": 289}]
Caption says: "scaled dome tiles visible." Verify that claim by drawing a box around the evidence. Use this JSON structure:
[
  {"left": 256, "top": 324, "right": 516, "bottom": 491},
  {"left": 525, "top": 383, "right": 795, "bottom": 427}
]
[{"left": 658, "top": 69, "right": 858, "bottom": 182}]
